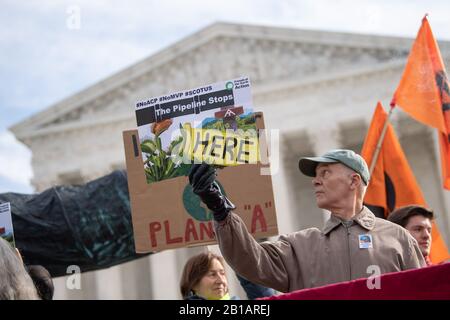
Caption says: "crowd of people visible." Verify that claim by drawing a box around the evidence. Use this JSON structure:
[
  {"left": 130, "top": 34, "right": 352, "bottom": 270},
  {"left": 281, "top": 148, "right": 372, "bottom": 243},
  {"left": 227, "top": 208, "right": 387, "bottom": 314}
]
[{"left": 0, "top": 149, "right": 445, "bottom": 299}]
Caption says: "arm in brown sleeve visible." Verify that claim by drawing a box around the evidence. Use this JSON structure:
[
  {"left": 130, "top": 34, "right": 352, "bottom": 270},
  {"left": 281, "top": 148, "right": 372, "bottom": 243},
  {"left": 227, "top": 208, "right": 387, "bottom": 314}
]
[{"left": 214, "top": 212, "right": 300, "bottom": 293}]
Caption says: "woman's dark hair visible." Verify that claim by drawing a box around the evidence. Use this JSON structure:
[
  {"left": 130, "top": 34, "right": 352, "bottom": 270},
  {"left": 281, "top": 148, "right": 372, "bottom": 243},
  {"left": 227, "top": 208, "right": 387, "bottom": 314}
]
[
  {"left": 180, "top": 251, "right": 225, "bottom": 298},
  {"left": 26, "top": 265, "right": 54, "bottom": 300}
]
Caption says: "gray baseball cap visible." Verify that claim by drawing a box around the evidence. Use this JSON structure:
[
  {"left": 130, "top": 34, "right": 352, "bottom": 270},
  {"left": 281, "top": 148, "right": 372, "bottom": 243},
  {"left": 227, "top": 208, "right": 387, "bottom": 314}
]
[{"left": 298, "top": 149, "right": 370, "bottom": 185}]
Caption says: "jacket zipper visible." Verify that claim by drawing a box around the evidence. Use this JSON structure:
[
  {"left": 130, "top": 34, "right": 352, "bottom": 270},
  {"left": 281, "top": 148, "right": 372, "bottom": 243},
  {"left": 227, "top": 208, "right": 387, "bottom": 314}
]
[{"left": 345, "top": 224, "right": 352, "bottom": 280}]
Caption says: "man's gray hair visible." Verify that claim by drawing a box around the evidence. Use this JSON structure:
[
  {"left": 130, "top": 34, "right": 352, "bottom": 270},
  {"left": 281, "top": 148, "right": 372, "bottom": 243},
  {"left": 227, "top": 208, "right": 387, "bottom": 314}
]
[{"left": 0, "top": 238, "right": 39, "bottom": 300}]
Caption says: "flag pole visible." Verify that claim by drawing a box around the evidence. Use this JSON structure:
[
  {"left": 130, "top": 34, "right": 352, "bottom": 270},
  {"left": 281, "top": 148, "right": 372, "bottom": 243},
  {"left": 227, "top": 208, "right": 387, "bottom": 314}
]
[{"left": 369, "top": 105, "right": 395, "bottom": 176}]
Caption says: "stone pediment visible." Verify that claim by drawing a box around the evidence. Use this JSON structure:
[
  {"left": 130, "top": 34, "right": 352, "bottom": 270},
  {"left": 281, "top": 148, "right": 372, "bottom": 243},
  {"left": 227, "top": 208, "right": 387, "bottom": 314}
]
[{"left": 10, "top": 22, "right": 450, "bottom": 143}]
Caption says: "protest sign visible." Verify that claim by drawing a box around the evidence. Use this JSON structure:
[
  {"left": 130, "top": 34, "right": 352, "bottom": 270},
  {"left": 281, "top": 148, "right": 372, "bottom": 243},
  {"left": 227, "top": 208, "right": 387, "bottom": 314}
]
[
  {"left": 123, "top": 112, "right": 278, "bottom": 252},
  {"left": 0, "top": 202, "right": 15, "bottom": 247},
  {"left": 135, "top": 77, "right": 258, "bottom": 184}
]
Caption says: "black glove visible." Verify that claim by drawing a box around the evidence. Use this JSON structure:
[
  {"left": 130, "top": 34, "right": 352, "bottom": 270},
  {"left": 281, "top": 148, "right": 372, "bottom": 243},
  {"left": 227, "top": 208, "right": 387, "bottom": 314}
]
[{"left": 188, "top": 163, "right": 235, "bottom": 221}]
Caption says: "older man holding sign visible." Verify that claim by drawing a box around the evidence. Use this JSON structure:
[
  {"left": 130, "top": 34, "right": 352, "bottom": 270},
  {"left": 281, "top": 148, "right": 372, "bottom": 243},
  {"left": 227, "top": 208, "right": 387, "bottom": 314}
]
[{"left": 189, "top": 149, "right": 425, "bottom": 292}]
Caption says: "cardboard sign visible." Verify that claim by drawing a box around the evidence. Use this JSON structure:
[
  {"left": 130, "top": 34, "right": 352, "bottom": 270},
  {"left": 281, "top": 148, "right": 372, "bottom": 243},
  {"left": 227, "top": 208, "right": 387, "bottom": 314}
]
[
  {"left": 135, "top": 77, "right": 258, "bottom": 184},
  {"left": 123, "top": 113, "right": 278, "bottom": 253},
  {"left": 0, "top": 202, "right": 15, "bottom": 247}
]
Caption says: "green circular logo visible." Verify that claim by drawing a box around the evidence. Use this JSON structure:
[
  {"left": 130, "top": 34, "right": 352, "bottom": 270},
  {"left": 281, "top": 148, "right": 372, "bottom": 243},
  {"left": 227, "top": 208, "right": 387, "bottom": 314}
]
[
  {"left": 182, "top": 181, "right": 226, "bottom": 221},
  {"left": 225, "top": 81, "right": 234, "bottom": 90}
]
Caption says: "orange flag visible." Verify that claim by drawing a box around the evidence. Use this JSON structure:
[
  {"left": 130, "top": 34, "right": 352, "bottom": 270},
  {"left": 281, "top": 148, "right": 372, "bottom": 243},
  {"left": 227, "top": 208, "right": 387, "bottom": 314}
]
[
  {"left": 391, "top": 16, "right": 450, "bottom": 189},
  {"left": 362, "top": 102, "right": 449, "bottom": 264}
]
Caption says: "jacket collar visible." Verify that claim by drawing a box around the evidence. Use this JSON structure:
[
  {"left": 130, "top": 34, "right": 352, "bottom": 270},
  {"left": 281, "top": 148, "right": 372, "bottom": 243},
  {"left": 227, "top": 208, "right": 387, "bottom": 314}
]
[{"left": 323, "top": 206, "right": 376, "bottom": 235}]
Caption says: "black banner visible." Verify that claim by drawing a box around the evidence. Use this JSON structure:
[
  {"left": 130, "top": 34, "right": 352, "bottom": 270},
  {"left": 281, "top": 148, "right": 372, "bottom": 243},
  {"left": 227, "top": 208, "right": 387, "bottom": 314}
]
[
  {"left": 198, "top": 88, "right": 234, "bottom": 112},
  {"left": 135, "top": 89, "right": 234, "bottom": 126}
]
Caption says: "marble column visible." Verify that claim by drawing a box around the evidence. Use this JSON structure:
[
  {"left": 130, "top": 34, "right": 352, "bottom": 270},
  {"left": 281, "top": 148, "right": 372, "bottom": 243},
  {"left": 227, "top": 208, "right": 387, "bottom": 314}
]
[
  {"left": 94, "top": 265, "right": 124, "bottom": 299},
  {"left": 148, "top": 249, "right": 181, "bottom": 299}
]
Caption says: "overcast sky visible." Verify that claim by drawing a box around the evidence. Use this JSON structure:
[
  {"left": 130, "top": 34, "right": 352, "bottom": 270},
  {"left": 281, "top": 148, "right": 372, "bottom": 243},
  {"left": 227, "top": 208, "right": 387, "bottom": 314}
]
[{"left": 1, "top": 0, "right": 450, "bottom": 194}]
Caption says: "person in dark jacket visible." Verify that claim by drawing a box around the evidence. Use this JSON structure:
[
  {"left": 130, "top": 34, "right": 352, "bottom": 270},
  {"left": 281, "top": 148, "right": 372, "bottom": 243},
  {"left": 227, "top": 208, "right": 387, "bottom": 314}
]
[{"left": 235, "top": 273, "right": 275, "bottom": 299}]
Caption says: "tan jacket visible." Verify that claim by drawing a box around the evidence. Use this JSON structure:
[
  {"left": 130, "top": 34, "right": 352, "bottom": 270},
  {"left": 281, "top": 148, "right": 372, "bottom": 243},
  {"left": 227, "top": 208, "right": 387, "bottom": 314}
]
[{"left": 215, "top": 206, "right": 426, "bottom": 293}]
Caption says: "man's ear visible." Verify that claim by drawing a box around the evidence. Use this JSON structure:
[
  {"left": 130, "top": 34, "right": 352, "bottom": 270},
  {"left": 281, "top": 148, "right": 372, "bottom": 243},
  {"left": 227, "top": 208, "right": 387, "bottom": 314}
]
[{"left": 350, "top": 174, "right": 361, "bottom": 190}]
